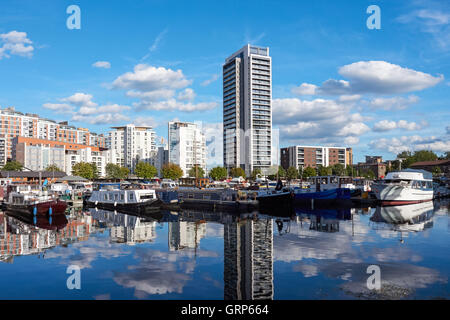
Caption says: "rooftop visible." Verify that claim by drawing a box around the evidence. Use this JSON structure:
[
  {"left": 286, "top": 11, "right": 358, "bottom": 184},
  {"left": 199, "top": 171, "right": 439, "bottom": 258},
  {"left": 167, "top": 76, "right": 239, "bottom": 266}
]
[{"left": 410, "top": 160, "right": 450, "bottom": 166}]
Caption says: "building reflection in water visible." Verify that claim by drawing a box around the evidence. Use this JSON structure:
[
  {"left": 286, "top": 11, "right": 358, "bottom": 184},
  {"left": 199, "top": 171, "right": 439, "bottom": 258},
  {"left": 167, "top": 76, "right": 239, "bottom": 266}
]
[
  {"left": 0, "top": 208, "right": 93, "bottom": 263},
  {"left": 169, "top": 220, "right": 206, "bottom": 251},
  {"left": 223, "top": 214, "right": 274, "bottom": 300},
  {"left": 89, "top": 208, "right": 157, "bottom": 245}
]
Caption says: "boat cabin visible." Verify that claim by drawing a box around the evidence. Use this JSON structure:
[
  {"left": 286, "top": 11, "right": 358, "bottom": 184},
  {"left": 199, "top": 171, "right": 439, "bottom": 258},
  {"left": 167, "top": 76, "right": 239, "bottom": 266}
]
[
  {"left": 309, "top": 176, "right": 355, "bottom": 191},
  {"left": 88, "top": 189, "right": 157, "bottom": 204}
]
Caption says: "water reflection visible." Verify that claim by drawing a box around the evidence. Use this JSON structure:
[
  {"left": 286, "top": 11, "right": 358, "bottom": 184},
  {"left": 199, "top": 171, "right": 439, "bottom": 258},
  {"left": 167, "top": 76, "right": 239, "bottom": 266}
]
[
  {"left": 0, "top": 201, "right": 448, "bottom": 300},
  {"left": 370, "top": 202, "right": 434, "bottom": 233},
  {"left": 224, "top": 216, "right": 273, "bottom": 300}
]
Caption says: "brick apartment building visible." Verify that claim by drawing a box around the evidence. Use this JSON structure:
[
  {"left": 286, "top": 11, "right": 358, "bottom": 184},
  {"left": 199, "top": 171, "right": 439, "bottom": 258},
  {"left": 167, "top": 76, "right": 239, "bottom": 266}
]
[{"left": 281, "top": 146, "right": 353, "bottom": 170}]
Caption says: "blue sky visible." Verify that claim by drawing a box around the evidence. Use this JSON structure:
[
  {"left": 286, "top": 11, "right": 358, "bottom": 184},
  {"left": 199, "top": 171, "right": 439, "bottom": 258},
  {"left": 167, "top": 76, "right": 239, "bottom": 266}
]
[{"left": 0, "top": 0, "right": 449, "bottom": 164}]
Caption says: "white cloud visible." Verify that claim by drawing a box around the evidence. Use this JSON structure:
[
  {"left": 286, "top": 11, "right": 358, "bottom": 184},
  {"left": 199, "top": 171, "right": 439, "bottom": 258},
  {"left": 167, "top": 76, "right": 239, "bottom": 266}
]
[
  {"left": 177, "top": 88, "right": 196, "bottom": 102},
  {"left": 0, "top": 30, "right": 34, "bottom": 59},
  {"left": 135, "top": 98, "right": 216, "bottom": 112},
  {"left": 133, "top": 116, "right": 158, "bottom": 128},
  {"left": 339, "top": 94, "right": 361, "bottom": 102},
  {"left": 113, "top": 64, "right": 191, "bottom": 92},
  {"left": 373, "top": 120, "right": 426, "bottom": 132},
  {"left": 149, "top": 28, "right": 168, "bottom": 52},
  {"left": 62, "top": 92, "right": 97, "bottom": 108},
  {"left": 73, "top": 113, "right": 130, "bottom": 125},
  {"left": 201, "top": 74, "right": 219, "bottom": 86},
  {"left": 337, "top": 122, "right": 371, "bottom": 136},
  {"left": 126, "top": 89, "right": 175, "bottom": 101},
  {"left": 366, "top": 95, "right": 419, "bottom": 110},
  {"left": 300, "top": 61, "right": 443, "bottom": 96},
  {"left": 44, "top": 92, "right": 131, "bottom": 125},
  {"left": 42, "top": 103, "right": 74, "bottom": 113},
  {"left": 79, "top": 104, "right": 130, "bottom": 116},
  {"left": 273, "top": 98, "right": 370, "bottom": 145},
  {"left": 291, "top": 83, "right": 318, "bottom": 95},
  {"left": 203, "top": 122, "right": 223, "bottom": 167},
  {"left": 113, "top": 64, "right": 216, "bottom": 112},
  {"left": 92, "top": 61, "right": 111, "bottom": 69},
  {"left": 369, "top": 135, "right": 450, "bottom": 153},
  {"left": 397, "top": 8, "right": 450, "bottom": 48}
]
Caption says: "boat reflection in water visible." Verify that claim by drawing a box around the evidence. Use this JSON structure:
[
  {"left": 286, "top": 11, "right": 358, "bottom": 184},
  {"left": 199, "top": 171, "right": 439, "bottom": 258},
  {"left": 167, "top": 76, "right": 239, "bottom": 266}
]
[
  {"left": 370, "top": 202, "right": 434, "bottom": 233},
  {"left": 0, "top": 209, "right": 92, "bottom": 263},
  {"left": 294, "top": 207, "right": 352, "bottom": 233}
]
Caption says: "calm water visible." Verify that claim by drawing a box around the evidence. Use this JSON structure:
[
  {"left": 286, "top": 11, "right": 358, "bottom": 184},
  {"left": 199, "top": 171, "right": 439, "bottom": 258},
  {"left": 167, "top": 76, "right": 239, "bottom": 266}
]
[{"left": 0, "top": 200, "right": 448, "bottom": 300}]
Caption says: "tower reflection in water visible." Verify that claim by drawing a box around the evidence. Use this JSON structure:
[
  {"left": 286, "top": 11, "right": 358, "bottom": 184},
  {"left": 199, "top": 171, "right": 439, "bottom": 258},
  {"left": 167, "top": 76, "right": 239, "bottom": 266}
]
[{"left": 223, "top": 215, "right": 274, "bottom": 300}]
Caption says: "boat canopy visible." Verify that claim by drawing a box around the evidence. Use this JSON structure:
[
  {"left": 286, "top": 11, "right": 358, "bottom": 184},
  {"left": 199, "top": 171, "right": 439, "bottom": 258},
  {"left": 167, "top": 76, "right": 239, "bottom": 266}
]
[{"left": 385, "top": 169, "right": 432, "bottom": 181}]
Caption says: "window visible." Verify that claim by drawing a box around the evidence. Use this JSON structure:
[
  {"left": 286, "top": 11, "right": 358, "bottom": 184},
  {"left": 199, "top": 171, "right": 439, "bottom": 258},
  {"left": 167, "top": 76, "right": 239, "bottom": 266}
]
[
  {"left": 104, "top": 194, "right": 107, "bottom": 200},
  {"left": 129, "top": 193, "right": 134, "bottom": 200}
]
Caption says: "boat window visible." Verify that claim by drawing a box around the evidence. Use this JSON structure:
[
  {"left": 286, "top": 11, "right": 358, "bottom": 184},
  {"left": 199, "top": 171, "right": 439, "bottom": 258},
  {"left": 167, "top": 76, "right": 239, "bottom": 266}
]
[
  {"left": 114, "top": 194, "right": 119, "bottom": 200},
  {"left": 179, "top": 193, "right": 183, "bottom": 198},
  {"left": 421, "top": 181, "right": 427, "bottom": 188},
  {"left": 120, "top": 194, "right": 124, "bottom": 201},
  {"left": 330, "top": 177, "right": 338, "bottom": 184},
  {"left": 203, "top": 194, "right": 211, "bottom": 200},
  {"left": 104, "top": 194, "right": 108, "bottom": 200},
  {"left": 188, "top": 193, "right": 194, "bottom": 199},
  {"left": 140, "top": 194, "right": 154, "bottom": 200},
  {"left": 129, "top": 193, "right": 134, "bottom": 200}
]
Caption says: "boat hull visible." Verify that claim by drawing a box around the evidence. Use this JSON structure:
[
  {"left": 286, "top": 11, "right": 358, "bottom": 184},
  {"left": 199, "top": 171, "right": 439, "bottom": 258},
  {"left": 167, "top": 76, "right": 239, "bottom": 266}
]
[
  {"left": 294, "top": 188, "right": 351, "bottom": 200},
  {"left": 3, "top": 199, "right": 67, "bottom": 216},
  {"left": 372, "top": 184, "right": 433, "bottom": 206},
  {"left": 257, "top": 192, "right": 294, "bottom": 216},
  {"left": 86, "top": 198, "right": 162, "bottom": 215}
]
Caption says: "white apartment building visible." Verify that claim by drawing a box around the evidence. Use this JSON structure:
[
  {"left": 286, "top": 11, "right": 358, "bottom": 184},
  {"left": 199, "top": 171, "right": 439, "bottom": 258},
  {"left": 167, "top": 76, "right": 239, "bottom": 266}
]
[
  {"left": 13, "top": 143, "right": 66, "bottom": 172},
  {"left": 65, "top": 148, "right": 108, "bottom": 177},
  {"left": 108, "top": 124, "right": 157, "bottom": 171},
  {"left": 223, "top": 44, "right": 272, "bottom": 176},
  {"left": 168, "top": 121, "right": 206, "bottom": 178}
]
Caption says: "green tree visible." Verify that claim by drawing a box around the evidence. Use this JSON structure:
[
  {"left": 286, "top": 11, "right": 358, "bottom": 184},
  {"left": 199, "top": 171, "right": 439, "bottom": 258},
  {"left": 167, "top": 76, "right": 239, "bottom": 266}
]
[
  {"left": 302, "top": 166, "right": 316, "bottom": 179},
  {"left": 45, "top": 164, "right": 63, "bottom": 172},
  {"left": 278, "top": 166, "right": 286, "bottom": 178},
  {"left": 346, "top": 165, "right": 355, "bottom": 176},
  {"left": 286, "top": 166, "right": 299, "bottom": 181},
  {"left": 162, "top": 163, "right": 184, "bottom": 180},
  {"left": 251, "top": 168, "right": 262, "bottom": 180},
  {"left": 188, "top": 165, "right": 205, "bottom": 178},
  {"left": 332, "top": 163, "right": 345, "bottom": 176},
  {"left": 209, "top": 166, "right": 228, "bottom": 181},
  {"left": 2, "top": 161, "right": 23, "bottom": 171},
  {"left": 135, "top": 162, "right": 157, "bottom": 179},
  {"left": 317, "top": 165, "right": 332, "bottom": 176},
  {"left": 397, "top": 150, "right": 438, "bottom": 169},
  {"left": 413, "top": 150, "right": 438, "bottom": 162},
  {"left": 230, "top": 167, "right": 246, "bottom": 178},
  {"left": 72, "top": 162, "right": 96, "bottom": 180},
  {"left": 361, "top": 169, "right": 375, "bottom": 180},
  {"left": 119, "top": 166, "right": 129, "bottom": 179},
  {"left": 432, "top": 166, "right": 442, "bottom": 176},
  {"left": 106, "top": 163, "right": 121, "bottom": 179}
]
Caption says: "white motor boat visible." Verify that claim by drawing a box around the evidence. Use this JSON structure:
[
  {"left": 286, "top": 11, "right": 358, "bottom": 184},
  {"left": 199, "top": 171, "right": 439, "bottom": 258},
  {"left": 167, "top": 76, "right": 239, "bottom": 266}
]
[{"left": 371, "top": 169, "right": 433, "bottom": 205}]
